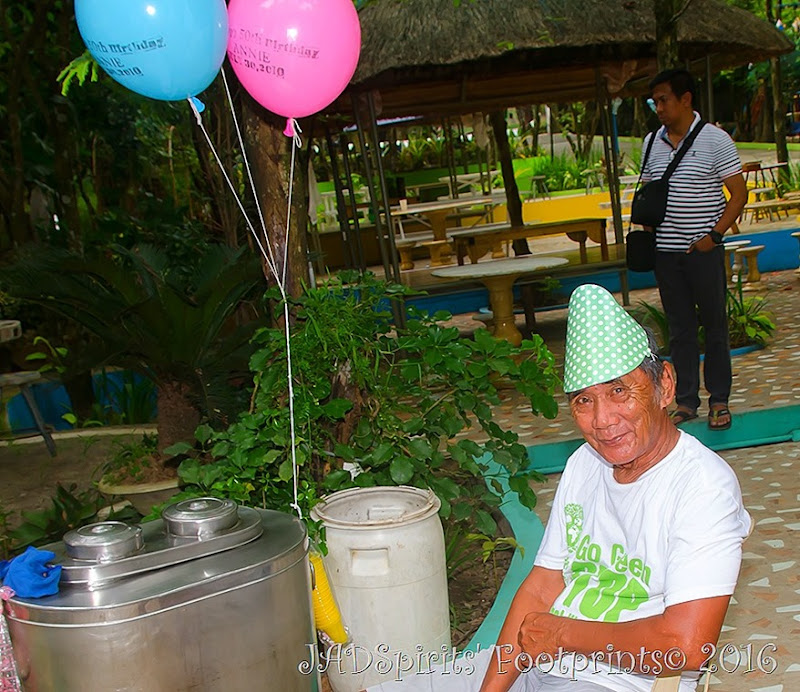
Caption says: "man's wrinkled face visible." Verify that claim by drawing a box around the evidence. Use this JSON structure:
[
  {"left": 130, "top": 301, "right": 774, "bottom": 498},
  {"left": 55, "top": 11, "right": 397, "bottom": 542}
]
[
  {"left": 651, "top": 83, "right": 691, "bottom": 128},
  {"left": 569, "top": 367, "right": 671, "bottom": 469}
]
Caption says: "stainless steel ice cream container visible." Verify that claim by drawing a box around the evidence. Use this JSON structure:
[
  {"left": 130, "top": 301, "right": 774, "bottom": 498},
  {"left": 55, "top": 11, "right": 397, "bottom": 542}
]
[{"left": 3, "top": 498, "right": 318, "bottom": 691}]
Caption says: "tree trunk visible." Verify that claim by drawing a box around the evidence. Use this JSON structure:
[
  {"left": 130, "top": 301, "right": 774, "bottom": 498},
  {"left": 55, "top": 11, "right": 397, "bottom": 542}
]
[
  {"left": 632, "top": 97, "right": 650, "bottom": 139},
  {"left": 765, "top": 0, "right": 789, "bottom": 181},
  {"left": 753, "top": 81, "right": 772, "bottom": 143},
  {"left": 655, "top": 0, "right": 685, "bottom": 70},
  {"left": 241, "top": 101, "right": 307, "bottom": 299},
  {"left": 156, "top": 380, "right": 202, "bottom": 454},
  {"left": 62, "top": 371, "right": 96, "bottom": 423},
  {"left": 515, "top": 106, "right": 534, "bottom": 155},
  {"left": 488, "top": 110, "right": 529, "bottom": 255},
  {"left": 770, "top": 57, "right": 789, "bottom": 182}
]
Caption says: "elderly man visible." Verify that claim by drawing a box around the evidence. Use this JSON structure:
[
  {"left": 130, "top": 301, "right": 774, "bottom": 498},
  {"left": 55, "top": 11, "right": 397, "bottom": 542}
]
[
  {"left": 477, "top": 284, "right": 750, "bottom": 691},
  {"left": 367, "top": 284, "right": 750, "bottom": 692}
]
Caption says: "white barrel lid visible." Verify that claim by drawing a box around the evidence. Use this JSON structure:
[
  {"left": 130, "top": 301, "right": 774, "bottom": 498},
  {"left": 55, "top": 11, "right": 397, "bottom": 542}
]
[{"left": 311, "top": 486, "right": 440, "bottom": 528}]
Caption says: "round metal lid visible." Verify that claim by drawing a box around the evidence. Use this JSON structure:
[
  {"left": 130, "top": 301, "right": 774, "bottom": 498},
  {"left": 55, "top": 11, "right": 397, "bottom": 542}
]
[
  {"left": 162, "top": 497, "right": 239, "bottom": 537},
  {"left": 64, "top": 522, "right": 144, "bottom": 562}
]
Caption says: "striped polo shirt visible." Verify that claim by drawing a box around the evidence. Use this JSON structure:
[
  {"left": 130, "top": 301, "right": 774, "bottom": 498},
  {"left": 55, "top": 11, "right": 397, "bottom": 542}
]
[{"left": 640, "top": 112, "right": 742, "bottom": 252}]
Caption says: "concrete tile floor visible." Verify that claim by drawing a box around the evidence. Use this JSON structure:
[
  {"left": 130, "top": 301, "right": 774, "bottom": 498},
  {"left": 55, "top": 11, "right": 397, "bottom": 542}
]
[{"left": 440, "top": 268, "right": 800, "bottom": 691}]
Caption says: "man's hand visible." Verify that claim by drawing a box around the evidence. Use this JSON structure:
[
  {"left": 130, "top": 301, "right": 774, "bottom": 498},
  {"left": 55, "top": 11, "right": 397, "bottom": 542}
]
[
  {"left": 518, "top": 611, "right": 564, "bottom": 658},
  {"left": 687, "top": 233, "right": 718, "bottom": 254}
]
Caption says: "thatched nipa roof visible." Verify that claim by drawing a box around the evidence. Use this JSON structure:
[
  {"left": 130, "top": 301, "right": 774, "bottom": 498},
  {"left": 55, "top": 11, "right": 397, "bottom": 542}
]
[{"left": 329, "top": 0, "right": 792, "bottom": 118}]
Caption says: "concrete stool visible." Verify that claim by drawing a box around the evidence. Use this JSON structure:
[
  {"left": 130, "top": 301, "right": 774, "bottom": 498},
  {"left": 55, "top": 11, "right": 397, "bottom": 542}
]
[
  {"left": 723, "top": 239, "right": 751, "bottom": 285},
  {"left": 420, "top": 239, "right": 453, "bottom": 267},
  {"left": 791, "top": 231, "right": 800, "bottom": 275},
  {"left": 735, "top": 245, "right": 765, "bottom": 291},
  {"left": 472, "top": 312, "right": 495, "bottom": 330},
  {"left": 472, "top": 307, "right": 525, "bottom": 333},
  {"left": 395, "top": 239, "right": 417, "bottom": 271},
  {"left": 491, "top": 240, "right": 507, "bottom": 259},
  {"left": 528, "top": 175, "right": 551, "bottom": 200},
  {"left": 0, "top": 371, "right": 57, "bottom": 456}
]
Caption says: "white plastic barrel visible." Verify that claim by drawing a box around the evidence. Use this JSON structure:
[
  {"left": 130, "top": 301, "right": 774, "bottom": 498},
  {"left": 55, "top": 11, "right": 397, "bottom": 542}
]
[{"left": 311, "top": 486, "right": 450, "bottom": 692}]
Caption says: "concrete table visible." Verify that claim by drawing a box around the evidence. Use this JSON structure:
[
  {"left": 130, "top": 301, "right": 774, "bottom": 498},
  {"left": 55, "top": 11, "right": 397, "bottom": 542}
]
[{"left": 431, "top": 256, "right": 569, "bottom": 346}]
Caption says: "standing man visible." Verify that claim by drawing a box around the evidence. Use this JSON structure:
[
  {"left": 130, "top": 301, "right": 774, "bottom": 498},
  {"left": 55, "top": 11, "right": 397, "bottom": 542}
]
[{"left": 643, "top": 69, "right": 747, "bottom": 430}]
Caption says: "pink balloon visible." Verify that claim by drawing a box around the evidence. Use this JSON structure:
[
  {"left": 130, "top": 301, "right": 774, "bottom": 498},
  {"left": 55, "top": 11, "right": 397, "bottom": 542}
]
[{"left": 227, "top": 0, "right": 361, "bottom": 119}]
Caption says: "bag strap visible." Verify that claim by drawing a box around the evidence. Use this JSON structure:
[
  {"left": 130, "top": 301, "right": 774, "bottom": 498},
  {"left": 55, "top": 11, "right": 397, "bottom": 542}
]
[
  {"left": 640, "top": 130, "right": 657, "bottom": 177},
  {"left": 627, "top": 120, "right": 706, "bottom": 235},
  {"left": 631, "top": 130, "right": 657, "bottom": 204}
]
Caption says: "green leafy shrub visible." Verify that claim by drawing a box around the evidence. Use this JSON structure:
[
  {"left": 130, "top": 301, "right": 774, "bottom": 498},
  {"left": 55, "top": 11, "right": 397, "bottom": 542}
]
[
  {"left": 517, "top": 153, "right": 600, "bottom": 193},
  {"left": 726, "top": 280, "right": 776, "bottom": 348},
  {"left": 633, "top": 282, "right": 776, "bottom": 354},
  {"left": 7, "top": 484, "right": 139, "bottom": 553},
  {"left": 174, "top": 272, "right": 560, "bottom": 538}
]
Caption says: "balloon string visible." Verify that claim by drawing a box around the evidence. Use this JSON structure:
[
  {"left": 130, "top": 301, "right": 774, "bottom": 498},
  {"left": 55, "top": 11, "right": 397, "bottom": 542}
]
[
  {"left": 188, "top": 94, "right": 302, "bottom": 520},
  {"left": 282, "top": 121, "right": 301, "bottom": 288},
  {"left": 220, "top": 68, "right": 280, "bottom": 280},
  {"left": 284, "top": 295, "right": 301, "bottom": 520},
  {"left": 186, "top": 97, "right": 279, "bottom": 280},
  {"left": 283, "top": 121, "right": 301, "bottom": 517}
]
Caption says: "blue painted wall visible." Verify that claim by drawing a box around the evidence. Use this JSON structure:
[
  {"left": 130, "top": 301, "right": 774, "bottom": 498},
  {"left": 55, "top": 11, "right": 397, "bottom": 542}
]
[{"left": 6, "top": 370, "right": 156, "bottom": 434}]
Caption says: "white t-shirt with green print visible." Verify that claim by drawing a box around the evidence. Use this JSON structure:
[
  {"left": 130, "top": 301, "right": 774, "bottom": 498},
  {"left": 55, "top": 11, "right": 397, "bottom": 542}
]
[{"left": 534, "top": 431, "right": 751, "bottom": 692}]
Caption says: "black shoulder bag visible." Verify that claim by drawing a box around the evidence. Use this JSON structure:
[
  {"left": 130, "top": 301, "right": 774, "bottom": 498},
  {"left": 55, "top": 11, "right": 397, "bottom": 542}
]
[{"left": 626, "top": 121, "right": 706, "bottom": 272}]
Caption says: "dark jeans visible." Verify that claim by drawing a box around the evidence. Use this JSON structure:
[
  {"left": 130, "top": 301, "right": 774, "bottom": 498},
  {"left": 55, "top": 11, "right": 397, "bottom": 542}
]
[{"left": 654, "top": 247, "right": 731, "bottom": 411}]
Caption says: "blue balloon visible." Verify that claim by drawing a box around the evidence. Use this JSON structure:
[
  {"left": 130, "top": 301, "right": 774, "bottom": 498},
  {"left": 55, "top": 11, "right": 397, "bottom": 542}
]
[{"left": 75, "top": 0, "right": 228, "bottom": 101}]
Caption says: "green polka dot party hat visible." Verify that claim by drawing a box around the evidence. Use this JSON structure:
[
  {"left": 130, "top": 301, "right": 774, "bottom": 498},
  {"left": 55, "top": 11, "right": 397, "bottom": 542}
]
[{"left": 563, "top": 284, "right": 652, "bottom": 393}]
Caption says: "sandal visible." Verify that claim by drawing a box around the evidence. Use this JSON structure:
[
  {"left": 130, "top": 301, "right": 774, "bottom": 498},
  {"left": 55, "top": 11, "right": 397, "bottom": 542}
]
[
  {"left": 708, "top": 405, "right": 732, "bottom": 431},
  {"left": 670, "top": 407, "right": 698, "bottom": 425}
]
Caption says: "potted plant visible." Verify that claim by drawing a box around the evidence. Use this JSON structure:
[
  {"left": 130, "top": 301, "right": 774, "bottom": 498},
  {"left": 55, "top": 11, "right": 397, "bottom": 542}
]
[
  {"left": 2, "top": 243, "right": 265, "bottom": 513},
  {"left": 633, "top": 279, "right": 776, "bottom": 356},
  {"left": 171, "top": 271, "right": 561, "bottom": 540}
]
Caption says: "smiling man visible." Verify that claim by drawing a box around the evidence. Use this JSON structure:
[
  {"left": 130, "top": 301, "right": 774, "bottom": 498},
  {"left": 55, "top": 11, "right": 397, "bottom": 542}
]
[
  {"left": 368, "top": 286, "right": 750, "bottom": 692},
  {"left": 477, "top": 284, "right": 751, "bottom": 692}
]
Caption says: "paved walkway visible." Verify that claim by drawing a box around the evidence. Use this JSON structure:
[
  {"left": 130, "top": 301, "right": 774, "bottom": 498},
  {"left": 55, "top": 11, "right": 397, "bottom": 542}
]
[{"left": 444, "top": 267, "right": 800, "bottom": 691}]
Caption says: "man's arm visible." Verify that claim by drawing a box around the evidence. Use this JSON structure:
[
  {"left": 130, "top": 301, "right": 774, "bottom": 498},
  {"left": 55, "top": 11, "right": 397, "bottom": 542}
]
[
  {"left": 688, "top": 173, "right": 747, "bottom": 253},
  {"left": 518, "top": 595, "right": 731, "bottom": 673},
  {"left": 478, "top": 566, "right": 565, "bottom": 692}
]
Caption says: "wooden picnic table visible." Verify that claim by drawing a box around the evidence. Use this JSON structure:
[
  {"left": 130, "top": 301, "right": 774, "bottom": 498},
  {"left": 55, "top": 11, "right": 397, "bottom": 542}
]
[
  {"left": 389, "top": 193, "right": 507, "bottom": 241},
  {"left": 448, "top": 217, "right": 608, "bottom": 265},
  {"left": 431, "top": 256, "right": 569, "bottom": 346}
]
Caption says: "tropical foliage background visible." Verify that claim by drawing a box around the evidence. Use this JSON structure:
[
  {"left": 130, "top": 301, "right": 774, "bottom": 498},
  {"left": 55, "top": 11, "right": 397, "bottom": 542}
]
[{"left": 0, "top": 0, "right": 796, "bottom": 548}]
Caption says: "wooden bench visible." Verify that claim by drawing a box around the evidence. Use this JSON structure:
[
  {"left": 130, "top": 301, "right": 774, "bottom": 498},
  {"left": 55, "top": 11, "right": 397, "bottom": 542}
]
[
  {"left": 394, "top": 232, "right": 454, "bottom": 270},
  {"left": 449, "top": 218, "right": 608, "bottom": 265},
  {"left": 742, "top": 198, "right": 800, "bottom": 223},
  {"left": 748, "top": 186, "right": 775, "bottom": 200}
]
